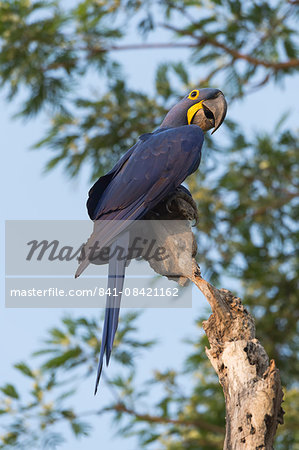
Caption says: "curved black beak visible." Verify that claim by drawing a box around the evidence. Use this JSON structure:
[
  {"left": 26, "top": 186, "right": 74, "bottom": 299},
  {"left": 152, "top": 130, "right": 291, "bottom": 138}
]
[{"left": 202, "top": 91, "right": 227, "bottom": 134}]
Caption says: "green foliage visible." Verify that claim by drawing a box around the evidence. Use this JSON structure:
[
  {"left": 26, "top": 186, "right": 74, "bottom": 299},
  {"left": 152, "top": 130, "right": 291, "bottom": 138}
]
[
  {"left": 14, "top": 362, "right": 34, "bottom": 378},
  {"left": 0, "top": 313, "right": 157, "bottom": 449},
  {"left": 1, "top": 0, "right": 298, "bottom": 177},
  {"left": 0, "top": 0, "right": 298, "bottom": 448},
  {"left": 0, "top": 385, "right": 19, "bottom": 400},
  {"left": 36, "top": 78, "right": 166, "bottom": 179}
]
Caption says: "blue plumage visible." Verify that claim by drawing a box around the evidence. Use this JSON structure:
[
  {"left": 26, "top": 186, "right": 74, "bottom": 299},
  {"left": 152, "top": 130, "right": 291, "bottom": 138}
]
[
  {"left": 91, "top": 126, "right": 203, "bottom": 220},
  {"left": 94, "top": 232, "right": 129, "bottom": 394}
]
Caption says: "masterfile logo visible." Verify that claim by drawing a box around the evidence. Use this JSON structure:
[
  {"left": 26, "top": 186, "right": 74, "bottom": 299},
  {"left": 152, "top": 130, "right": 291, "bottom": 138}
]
[{"left": 5, "top": 220, "right": 193, "bottom": 308}]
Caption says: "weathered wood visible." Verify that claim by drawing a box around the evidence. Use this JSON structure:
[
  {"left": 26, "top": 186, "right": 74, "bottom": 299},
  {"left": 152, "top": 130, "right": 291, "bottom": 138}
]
[{"left": 192, "top": 270, "right": 284, "bottom": 449}]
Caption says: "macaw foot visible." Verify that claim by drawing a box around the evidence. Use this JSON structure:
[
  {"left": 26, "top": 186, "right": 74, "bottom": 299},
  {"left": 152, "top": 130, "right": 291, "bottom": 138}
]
[
  {"left": 165, "top": 187, "right": 199, "bottom": 225},
  {"left": 145, "top": 186, "right": 199, "bottom": 225},
  {"left": 144, "top": 186, "right": 198, "bottom": 282}
]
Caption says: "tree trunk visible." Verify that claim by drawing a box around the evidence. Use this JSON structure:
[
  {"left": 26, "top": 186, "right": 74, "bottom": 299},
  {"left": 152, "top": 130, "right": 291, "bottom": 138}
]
[{"left": 192, "top": 264, "right": 284, "bottom": 449}]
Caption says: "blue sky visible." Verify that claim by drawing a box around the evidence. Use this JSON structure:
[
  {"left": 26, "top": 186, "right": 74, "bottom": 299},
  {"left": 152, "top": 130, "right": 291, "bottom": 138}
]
[{"left": 1, "top": 22, "right": 298, "bottom": 449}]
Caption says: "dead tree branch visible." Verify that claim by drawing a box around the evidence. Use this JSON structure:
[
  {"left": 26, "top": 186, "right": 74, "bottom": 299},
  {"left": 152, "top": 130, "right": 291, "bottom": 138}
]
[
  {"left": 84, "top": 37, "right": 299, "bottom": 71},
  {"left": 161, "top": 23, "right": 299, "bottom": 71},
  {"left": 109, "top": 402, "right": 224, "bottom": 434},
  {"left": 191, "top": 265, "right": 284, "bottom": 449}
]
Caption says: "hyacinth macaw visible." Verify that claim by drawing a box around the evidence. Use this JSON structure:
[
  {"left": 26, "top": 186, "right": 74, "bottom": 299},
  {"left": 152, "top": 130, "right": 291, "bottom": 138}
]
[{"left": 75, "top": 88, "right": 227, "bottom": 393}]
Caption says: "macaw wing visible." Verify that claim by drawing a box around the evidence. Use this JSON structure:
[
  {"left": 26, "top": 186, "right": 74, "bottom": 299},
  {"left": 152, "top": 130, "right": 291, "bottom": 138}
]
[
  {"left": 87, "top": 128, "right": 172, "bottom": 219},
  {"left": 87, "top": 143, "right": 138, "bottom": 220}
]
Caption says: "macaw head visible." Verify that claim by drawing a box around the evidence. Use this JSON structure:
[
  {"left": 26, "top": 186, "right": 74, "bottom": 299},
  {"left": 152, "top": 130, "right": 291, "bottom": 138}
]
[{"left": 161, "top": 88, "right": 227, "bottom": 133}]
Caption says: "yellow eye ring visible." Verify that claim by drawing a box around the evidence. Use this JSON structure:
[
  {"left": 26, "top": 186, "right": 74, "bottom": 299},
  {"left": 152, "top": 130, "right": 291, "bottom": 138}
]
[{"left": 188, "top": 90, "right": 200, "bottom": 100}]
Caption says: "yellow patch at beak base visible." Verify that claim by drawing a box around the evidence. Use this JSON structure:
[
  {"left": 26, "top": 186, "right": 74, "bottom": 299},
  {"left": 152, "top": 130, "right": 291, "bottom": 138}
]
[{"left": 187, "top": 100, "right": 204, "bottom": 125}]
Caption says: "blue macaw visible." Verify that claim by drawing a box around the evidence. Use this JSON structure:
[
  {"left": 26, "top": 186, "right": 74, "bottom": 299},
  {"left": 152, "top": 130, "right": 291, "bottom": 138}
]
[{"left": 75, "top": 88, "right": 227, "bottom": 393}]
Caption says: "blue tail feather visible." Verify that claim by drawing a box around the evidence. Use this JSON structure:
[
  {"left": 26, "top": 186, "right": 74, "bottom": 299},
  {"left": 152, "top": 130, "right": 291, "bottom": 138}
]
[{"left": 94, "top": 231, "right": 129, "bottom": 394}]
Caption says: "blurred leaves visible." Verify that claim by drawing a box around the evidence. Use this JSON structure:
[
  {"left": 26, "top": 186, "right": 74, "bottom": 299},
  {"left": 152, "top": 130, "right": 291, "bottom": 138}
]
[
  {"left": 0, "top": 0, "right": 298, "bottom": 176},
  {"left": 0, "top": 0, "right": 298, "bottom": 449},
  {"left": 36, "top": 78, "right": 166, "bottom": 179},
  {"left": 14, "top": 362, "right": 34, "bottom": 378},
  {"left": 0, "top": 384, "right": 19, "bottom": 399},
  {"left": 0, "top": 312, "right": 157, "bottom": 449}
]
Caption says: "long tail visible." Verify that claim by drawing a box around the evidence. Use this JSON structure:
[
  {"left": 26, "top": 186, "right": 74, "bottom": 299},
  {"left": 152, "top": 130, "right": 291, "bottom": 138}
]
[{"left": 94, "top": 231, "right": 129, "bottom": 394}]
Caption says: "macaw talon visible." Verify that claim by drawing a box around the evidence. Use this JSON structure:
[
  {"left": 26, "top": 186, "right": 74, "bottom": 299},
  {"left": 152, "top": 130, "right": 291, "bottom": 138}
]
[{"left": 165, "top": 189, "right": 199, "bottom": 225}]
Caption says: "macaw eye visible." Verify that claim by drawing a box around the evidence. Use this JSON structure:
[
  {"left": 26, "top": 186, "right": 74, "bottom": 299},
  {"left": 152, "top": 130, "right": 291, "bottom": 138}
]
[{"left": 188, "top": 90, "right": 199, "bottom": 100}]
